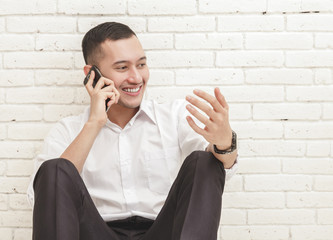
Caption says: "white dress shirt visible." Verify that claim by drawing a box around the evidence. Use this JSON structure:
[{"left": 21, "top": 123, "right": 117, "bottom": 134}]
[{"left": 27, "top": 99, "right": 237, "bottom": 221}]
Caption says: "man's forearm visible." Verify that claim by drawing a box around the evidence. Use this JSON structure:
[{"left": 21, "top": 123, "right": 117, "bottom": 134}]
[{"left": 207, "top": 143, "right": 237, "bottom": 169}]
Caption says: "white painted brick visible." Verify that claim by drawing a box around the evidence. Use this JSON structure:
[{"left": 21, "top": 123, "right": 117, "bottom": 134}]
[
  {"left": 316, "top": 33, "right": 333, "bottom": 48},
  {"left": 9, "top": 194, "right": 31, "bottom": 210},
  {"left": 286, "top": 51, "right": 333, "bottom": 67},
  {"left": 218, "top": 15, "right": 284, "bottom": 32},
  {"left": 246, "top": 33, "right": 313, "bottom": 49},
  {"left": 0, "top": 35, "right": 35, "bottom": 51},
  {"left": 4, "top": 52, "right": 73, "bottom": 69},
  {"left": 0, "top": 177, "right": 29, "bottom": 194},
  {"left": 8, "top": 123, "right": 52, "bottom": 140},
  {"left": 216, "top": 51, "right": 284, "bottom": 67},
  {"left": 0, "top": 88, "right": 4, "bottom": 103},
  {"left": 36, "top": 34, "right": 83, "bottom": 51},
  {"left": 314, "top": 68, "right": 332, "bottom": 84},
  {"left": 0, "top": 18, "right": 5, "bottom": 32},
  {"left": 224, "top": 175, "right": 242, "bottom": 192},
  {"left": 6, "top": 88, "right": 74, "bottom": 104},
  {"left": 268, "top": 0, "right": 333, "bottom": 12},
  {"left": 307, "top": 141, "right": 331, "bottom": 157},
  {"left": 7, "top": 160, "right": 33, "bottom": 177},
  {"left": 0, "top": 161, "right": 6, "bottom": 175},
  {"left": 220, "top": 209, "right": 246, "bottom": 225},
  {"left": 0, "top": 228, "right": 12, "bottom": 240},
  {"left": 223, "top": 192, "right": 285, "bottom": 209},
  {"left": 314, "top": 176, "right": 333, "bottom": 191},
  {"left": 237, "top": 157, "right": 281, "bottom": 174},
  {"left": 14, "top": 228, "right": 32, "bottom": 240},
  {"left": 248, "top": 209, "right": 315, "bottom": 224},
  {"left": 0, "top": 211, "right": 32, "bottom": 227},
  {"left": 232, "top": 121, "right": 283, "bottom": 139},
  {"left": 0, "top": 142, "right": 35, "bottom": 159},
  {"left": 148, "top": 17, "right": 215, "bottom": 32},
  {"left": 7, "top": 17, "right": 76, "bottom": 33},
  {"left": 323, "top": 104, "right": 333, "bottom": 119},
  {"left": 175, "top": 33, "right": 243, "bottom": 50},
  {"left": 58, "top": 0, "right": 125, "bottom": 14},
  {"left": 0, "top": 105, "right": 43, "bottom": 122},
  {"left": 285, "top": 122, "right": 333, "bottom": 139},
  {"left": 75, "top": 88, "right": 90, "bottom": 104},
  {"left": 287, "top": 86, "right": 333, "bottom": 101},
  {"left": 74, "top": 52, "right": 86, "bottom": 69},
  {"left": 200, "top": 0, "right": 266, "bottom": 13},
  {"left": 287, "top": 192, "right": 333, "bottom": 208},
  {"left": 0, "top": 0, "right": 56, "bottom": 14},
  {"left": 229, "top": 104, "right": 252, "bottom": 120},
  {"left": 137, "top": 34, "right": 173, "bottom": 50},
  {"left": 78, "top": 17, "right": 147, "bottom": 34},
  {"left": 288, "top": 14, "right": 333, "bottom": 31},
  {"left": 283, "top": 158, "right": 333, "bottom": 174},
  {"left": 147, "top": 51, "right": 214, "bottom": 68},
  {"left": 149, "top": 70, "right": 175, "bottom": 86},
  {"left": 245, "top": 175, "right": 312, "bottom": 191},
  {"left": 220, "top": 226, "right": 289, "bottom": 240},
  {"left": 253, "top": 103, "right": 321, "bottom": 120},
  {"left": 291, "top": 226, "right": 333, "bottom": 240},
  {"left": 175, "top": 69, "right": 244, "bottom": 85},
  {"left": 318, "top": 209, "right": 333, "bottom": 224},
  {"left": 239, "top": 140, "right": 306, "bottom": 157},
  {"left": 0, "top": 124, "right": 6, "bottom": 139},
  {"left": 0, "top": 70, "right": 34, "bottom": 87},
  {"left": 0, "top": 194, "right": 8, "bottom": 210},
  {"left": 44, "top": 105, "right": 86, "bottom": 122},
  {"left": 128, "top": 0, "right": 196, "bottom": 15},
  {"left": 35, "top": 70, "right": 84, "bottom": 86}
]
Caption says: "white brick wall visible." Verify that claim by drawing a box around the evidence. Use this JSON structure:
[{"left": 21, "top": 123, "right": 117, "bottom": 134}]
[{"left": 0, "top": 0, "right": 332, "bottom": 239}]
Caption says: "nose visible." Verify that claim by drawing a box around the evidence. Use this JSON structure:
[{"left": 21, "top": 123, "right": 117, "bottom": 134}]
[{"left": 127, "top": 66, "right": 142, "bottom": 84}]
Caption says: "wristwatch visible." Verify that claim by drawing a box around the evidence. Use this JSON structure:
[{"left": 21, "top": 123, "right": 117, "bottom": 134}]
[{"left": 214, "top": 131, "right": 237, "bottom": 154}]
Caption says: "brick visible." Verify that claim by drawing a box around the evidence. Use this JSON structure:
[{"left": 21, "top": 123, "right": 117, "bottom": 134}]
[
  {"left": 0, "top": 142, "right": 36, "bottom": 159},
  {"left": 218, "top": 15, "right": 284, "bottom": 32},
  {"left": 239, "top": 140, "right": 305, "bottom": 157},
  {"left": 74, "top": 52, "right": 86, "bottom": 69},
  {"left": 75, "top": 88, "right": 90, "bottom": 104},
  {"left": 14, "top": 228, "right": 32, "bottom": 240},
  {"left": 285, "top": 122, "right": 333, "bottom": 139},
  {"left": 0, "top": 194, "right": 8, "bottom": 210},
  {"left": 246, "top": 33, "right": 312, "bottom": 49},
  {"left": 8, "top": 123, "right": 51, "bottom": 140},
  {"left": 128, "top": 0, "right": 196, "bottom": 15},
  {"left": 147, "top": 51, "right": 214, "bottom": 68},
  {"left": 220, "top": 209, "right": 246, "bottom": 225},
  {"left": 314, "top": 176, "right": 333, "bottom": 191},
  {"left": 314, "top": 68, "right": 332, "bottom": 84},
  {"left": 229, "top": 104, "right": 252, "bottom": 120},
  {"left": 287, "top": 192, "right": 333, "bottom": 208},
  {"left": 35, "top": 70, "right": 84, "bottom": 86},
  {"left": 0, "top": 124, "right": 6, "bottom": 139},
  {"left": 237, "top": 157, "right": 281, "bottom": 174},
  {"left": 223, "top": 192, "right": 285, "bottom": 209},
  {"left": 175, "top": 33, "right": 242, "bottom": 50},
  {"left": 245, "top": 175, "right": 312, "bottom": 191},
  {"left": 0, "top": 35, "right": 35, "bottom": 51},
  {"left": 0, "top": 70, "right": 34, "bottom": 87},
  {"left": 307, "top": 141, "right": 331, "bottom": 157},
  {"left": 148, "top": 70, "right": 175, "bottom": 86},
  {"left": 0, "top": 211, "right": 32, "bottom": 227},
  {"left": 220, "top": 226, "right": 289, "bottom": 240},
  {"left": 0, "top": 18, "right": 5, "bottom": 32},
  {"left": 7, "top": 16, "right": 76, "bottom": 33},
  {"left": 4, "top": 52, "right": 73, "bottom": 69},
  {"left": 9, "top": 194, "right": 31, "bottom": 210},
  {"left": 291, "top": 226, "right": 333, "bottom": 240},
  {"left": 6, "top": 88, "right": 75, "bottom": 104},
  {"left": 318, "top": 209, "right": 333, "bottom": 224},
  {"left": 283, "top": 158, "right": 333, "bottom": 174},
  {"left": 316, "top": 33, "right": 333, "bottom": 48},
  {"left": 58, "top": 0, "right": 125, "bottom": 14},
  {"left": 175, "top": 69, "right": 244, "bottom": 85},
  {"left": 287, "top": 86, "right": 333, "bottom": 101},
  {"left": 224, "top": 175, "right": 242, "bottom": 192},
  {"left": 288, "top": 14, "right": 333, "bottom": 31},
  {"left": 0, "top": 161, "right": 5, "bottom": 175},
  {"left": 248, "top": 209, "right": 315, "bottom": 224},
  {"left": 0, "top": 88, "right": 4, "bottom": 103},
  {"left": 268, "top": 0, "right": 333, "bottom": 12},
  {"left": 253, "top": 103, "right": 321, "bottom": 120},
  {"left": 286, "top": 51, "right": 333, "bottom": 67},
  {"left": 137, "top": 34, "right": 173, "bottom": 50},
  {"left": 0, "top": 0, "right": 56, "bottom": 14},
  {"left": 0, "top": 105, "right": 42, "bottom": 122},
  {"left": 323, "top": 104, "right": 333, "bottom": 119},
  {"left": 0, "top": 177, "right": 29, "bottom": 194},
  {"left": 148, "top": 17, "right": 215, "bottom": 32},
  {"left": 199, "top": 0, "right": 266, "bottom": 13},
  {"left": 7, "top": 160, "right": 33, "bottom": 177},
  {"left": 44, "top": 105, "right": 86, "bottom": 122},
  {"left": 0, "top": 228, "right": 12, "bottom": 240},
  {"left": 232, "top": 121, "right": 283, "bottom": 139},
  {"left": 36, "top": 34, "right": 83, "bottom": 51},
  {"left": 216, "top": 51, "right": 284, "bottom": 67}
]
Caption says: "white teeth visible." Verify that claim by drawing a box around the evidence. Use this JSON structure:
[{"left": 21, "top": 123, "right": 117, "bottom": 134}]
[{"left": 123, "top": 87, "right": 140, "bottom": 93}]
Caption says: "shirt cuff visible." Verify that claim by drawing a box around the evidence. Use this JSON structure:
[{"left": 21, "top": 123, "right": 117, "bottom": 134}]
[{"left": 225, "top": 156, "right": 238, "bottom": 181}]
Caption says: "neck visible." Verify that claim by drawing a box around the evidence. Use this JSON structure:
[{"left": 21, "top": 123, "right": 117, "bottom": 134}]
[{"left": 107, "top": 103, "right": 140, "bottom": 129}]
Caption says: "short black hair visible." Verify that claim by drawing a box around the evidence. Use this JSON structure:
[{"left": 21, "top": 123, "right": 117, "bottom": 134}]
[{"left": 82, "top": 22, "right": 137, "bottom": 65}]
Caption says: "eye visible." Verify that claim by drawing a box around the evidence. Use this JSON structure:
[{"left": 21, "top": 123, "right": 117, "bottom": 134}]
[
  {"left": 138, "top": 63, "right": 146, "bottom": 68},
  {"left": 116, "top": 66, "right": 128, "bottom": 70}
]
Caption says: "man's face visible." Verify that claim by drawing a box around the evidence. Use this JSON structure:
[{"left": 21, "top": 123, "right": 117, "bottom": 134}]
[{"left": 97, "top": 36, "right": 149, "bottom": 109}]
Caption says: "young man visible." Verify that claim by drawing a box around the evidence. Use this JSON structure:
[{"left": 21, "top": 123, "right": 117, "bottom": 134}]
[{"left": 28, "top": 22, "right": 238, "bottom": 240}]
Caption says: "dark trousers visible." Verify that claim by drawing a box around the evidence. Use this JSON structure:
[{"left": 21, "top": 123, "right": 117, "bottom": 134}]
[{"left": 33, "top": 151, "right": 226, "bottom": 240}]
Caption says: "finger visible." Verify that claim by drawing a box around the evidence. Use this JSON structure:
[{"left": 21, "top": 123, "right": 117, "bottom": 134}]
[
  {"left": 214, "top": 87, "right": 229, "bottom": 110},
  {"left": 95, "top": 76, "right": 112, "bottom": 90},
  {"left": 186, "top": 104, "right": 211, "bottom": 127},
  {"left": 193, "top": 89, "right": 223, "bottom": 112},
  {"left": 186, "top": 95, "right": 216, "bottom": 119},
  {"left": 186, "top": 116, "right": 206, "bottom": 136}
]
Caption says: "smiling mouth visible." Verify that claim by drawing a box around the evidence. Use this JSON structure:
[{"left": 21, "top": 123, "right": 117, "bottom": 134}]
[{"left": 122, "top": 87, "right": 141, "bottom": 93}]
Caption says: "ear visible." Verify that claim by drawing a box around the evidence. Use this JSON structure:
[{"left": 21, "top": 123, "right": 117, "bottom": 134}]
[{"left": 83, "top": 65, "right": 92, "bottom": 76}]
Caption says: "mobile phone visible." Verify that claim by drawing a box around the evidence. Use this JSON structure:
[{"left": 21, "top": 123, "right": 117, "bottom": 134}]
[{"left": 83, "top": 65, "right": 111, "bottom": 111}]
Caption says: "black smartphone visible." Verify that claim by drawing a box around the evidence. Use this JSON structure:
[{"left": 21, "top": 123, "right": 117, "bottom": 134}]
[{"left": 83, "top": 65, "right": 111, "bottom": 111}]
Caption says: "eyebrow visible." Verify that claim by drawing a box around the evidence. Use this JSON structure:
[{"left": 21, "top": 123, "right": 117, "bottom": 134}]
[{"left": 113, "top": 56, "right": 147, "bottom": 66}]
